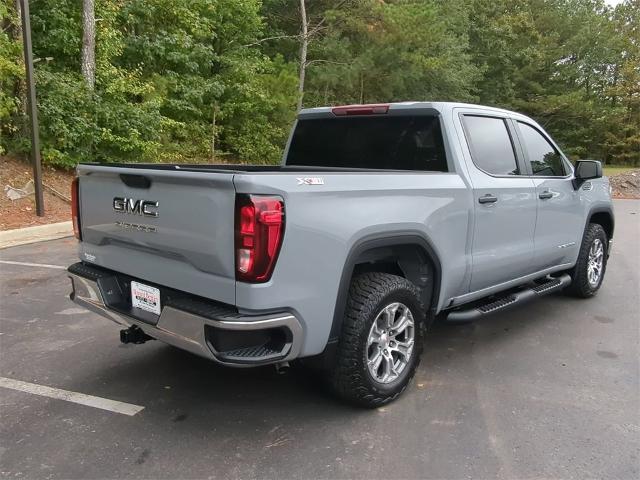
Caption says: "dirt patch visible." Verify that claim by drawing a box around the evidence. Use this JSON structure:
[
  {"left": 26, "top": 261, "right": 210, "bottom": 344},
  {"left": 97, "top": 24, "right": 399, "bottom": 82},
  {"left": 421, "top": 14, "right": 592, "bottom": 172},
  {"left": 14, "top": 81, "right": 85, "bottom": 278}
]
[
  {"left": 610, "top": 169, "right": 640, "bottom": 199},
  {"left": 1, "top": 156, "right": 74, "bottom": 231}
]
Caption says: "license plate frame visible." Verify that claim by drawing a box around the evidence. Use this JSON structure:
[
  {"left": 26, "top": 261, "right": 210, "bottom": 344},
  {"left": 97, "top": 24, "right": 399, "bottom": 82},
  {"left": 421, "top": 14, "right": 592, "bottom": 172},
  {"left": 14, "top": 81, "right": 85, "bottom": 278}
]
[{"left": 130, "top": 281, "right": 161, "bottom": 316}]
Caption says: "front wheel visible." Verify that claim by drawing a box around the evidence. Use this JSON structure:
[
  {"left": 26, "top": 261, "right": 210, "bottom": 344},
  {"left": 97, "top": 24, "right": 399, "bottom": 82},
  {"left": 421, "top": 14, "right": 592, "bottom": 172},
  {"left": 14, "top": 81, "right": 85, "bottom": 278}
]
[
  {"left": 328, "top": 272, "right": 427, "bottom": 407},
  {"left": 566, "top": 223, "right": 608, "bottom": 298}
]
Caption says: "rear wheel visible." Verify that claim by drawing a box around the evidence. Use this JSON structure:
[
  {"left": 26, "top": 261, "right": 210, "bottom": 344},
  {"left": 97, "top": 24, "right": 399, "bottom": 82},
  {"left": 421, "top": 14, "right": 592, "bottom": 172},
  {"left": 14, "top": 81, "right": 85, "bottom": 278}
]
[
  {"left": 328, "top": 272, "right": 427, "bottom": 407},
  {"left": 566, "top": 223, "right": 608, "bottom": 298}
]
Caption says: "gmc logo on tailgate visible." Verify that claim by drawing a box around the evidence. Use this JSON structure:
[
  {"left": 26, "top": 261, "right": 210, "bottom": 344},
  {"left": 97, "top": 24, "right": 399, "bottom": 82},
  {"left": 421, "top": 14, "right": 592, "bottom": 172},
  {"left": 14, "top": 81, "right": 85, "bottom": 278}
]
[{"left": 113, "top": 197, "right": 159, "bottom": 217}]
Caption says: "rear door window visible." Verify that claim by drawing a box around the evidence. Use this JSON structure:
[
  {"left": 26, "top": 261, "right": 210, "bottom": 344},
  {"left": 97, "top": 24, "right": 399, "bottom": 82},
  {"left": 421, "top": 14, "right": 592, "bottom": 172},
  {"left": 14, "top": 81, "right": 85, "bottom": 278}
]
[
  {"left": 517, "top": 122, "right": 566, "bottom": 176},
  {"left": 462, "top": 115, "right": 519, "bottom": 176},
  {"left": 286, "top": 115, "right": 448, "bottom": 171}
]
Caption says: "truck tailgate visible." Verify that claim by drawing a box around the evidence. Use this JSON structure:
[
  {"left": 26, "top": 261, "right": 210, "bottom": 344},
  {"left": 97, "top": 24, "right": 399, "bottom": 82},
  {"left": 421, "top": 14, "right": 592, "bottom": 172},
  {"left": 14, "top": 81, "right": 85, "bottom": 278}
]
[{"left": 77, "top": 165, "right": 237, "bottom": 304}]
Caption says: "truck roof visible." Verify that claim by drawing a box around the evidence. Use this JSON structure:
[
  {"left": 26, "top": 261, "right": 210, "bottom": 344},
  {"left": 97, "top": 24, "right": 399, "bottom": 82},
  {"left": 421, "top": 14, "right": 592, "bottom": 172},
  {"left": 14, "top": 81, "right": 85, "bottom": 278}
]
[{"left": 299, "top": 101, "right": 526, "bottom": 119}]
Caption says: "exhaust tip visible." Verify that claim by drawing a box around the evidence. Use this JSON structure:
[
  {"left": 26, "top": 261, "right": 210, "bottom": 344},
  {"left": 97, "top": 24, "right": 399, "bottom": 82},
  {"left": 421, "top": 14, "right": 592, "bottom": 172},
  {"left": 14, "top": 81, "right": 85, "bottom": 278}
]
[{"left": 275, "top": 361, "right": 290, "bottom": 375}]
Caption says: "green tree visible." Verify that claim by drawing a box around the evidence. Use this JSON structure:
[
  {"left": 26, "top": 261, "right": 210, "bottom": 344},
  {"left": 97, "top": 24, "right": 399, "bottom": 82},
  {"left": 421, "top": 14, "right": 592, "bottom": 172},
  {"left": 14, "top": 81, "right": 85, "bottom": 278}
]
[
  {"left": 603, "top": 0, "right": 640, "bottom": 165},
  {"left": 0, "top": 1, "right": 25, "bottom": 154},
  {"left": 1, "top": 0, "right": 637, "bottom": 167},
  {"left": 303, "top": 0, "right": 481, "bottom": 106}
]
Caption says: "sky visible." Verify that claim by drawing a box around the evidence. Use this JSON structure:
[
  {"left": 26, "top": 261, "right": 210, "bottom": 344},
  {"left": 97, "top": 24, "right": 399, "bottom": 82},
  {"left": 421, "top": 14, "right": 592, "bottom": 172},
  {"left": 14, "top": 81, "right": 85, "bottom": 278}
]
[{"left": 604, "top": 0, "right": 624, "bottom": 6}]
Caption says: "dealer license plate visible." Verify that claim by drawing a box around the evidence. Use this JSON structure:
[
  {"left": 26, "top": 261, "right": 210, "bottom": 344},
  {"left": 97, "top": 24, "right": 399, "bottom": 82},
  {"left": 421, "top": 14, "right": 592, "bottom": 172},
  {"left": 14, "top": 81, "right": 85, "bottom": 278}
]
[{"left": 131, "top": 281, "right": 161, "bottom": 316}]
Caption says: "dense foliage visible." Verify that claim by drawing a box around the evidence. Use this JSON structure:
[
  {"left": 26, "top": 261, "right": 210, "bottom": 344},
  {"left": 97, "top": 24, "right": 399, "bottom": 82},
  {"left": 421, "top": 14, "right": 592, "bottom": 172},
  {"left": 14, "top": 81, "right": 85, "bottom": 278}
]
[{"left": 1, "top": 0, "right": 638, "bottom": 167}]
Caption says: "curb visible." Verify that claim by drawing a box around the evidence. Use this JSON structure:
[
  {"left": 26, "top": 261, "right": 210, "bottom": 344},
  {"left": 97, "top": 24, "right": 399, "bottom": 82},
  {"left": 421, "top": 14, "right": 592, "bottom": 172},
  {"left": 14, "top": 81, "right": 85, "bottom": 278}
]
[{"left": 0, "top": 221, "right": 73, "bottom": 249}]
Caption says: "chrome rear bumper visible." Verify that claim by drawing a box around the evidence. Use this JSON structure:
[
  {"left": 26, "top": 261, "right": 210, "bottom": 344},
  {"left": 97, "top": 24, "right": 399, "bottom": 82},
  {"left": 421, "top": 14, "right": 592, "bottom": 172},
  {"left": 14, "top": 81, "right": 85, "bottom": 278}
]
[{"left": 68, "top": 268, "right": 303, "bottom": 366}]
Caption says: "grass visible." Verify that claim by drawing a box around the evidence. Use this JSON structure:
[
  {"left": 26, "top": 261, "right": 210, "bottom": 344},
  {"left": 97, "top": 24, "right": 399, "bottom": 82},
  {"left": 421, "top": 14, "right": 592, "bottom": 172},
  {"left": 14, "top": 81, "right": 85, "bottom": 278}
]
[{"left": 603, "top": 165, "right": 637, "bottom": 176}]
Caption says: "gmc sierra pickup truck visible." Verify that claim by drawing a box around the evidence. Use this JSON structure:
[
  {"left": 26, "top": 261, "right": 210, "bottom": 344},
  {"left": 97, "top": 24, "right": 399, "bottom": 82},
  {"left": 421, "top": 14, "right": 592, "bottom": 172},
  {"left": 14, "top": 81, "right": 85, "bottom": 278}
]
[{"left": 67, "top": 102, "right": 614, "bottom": 407}]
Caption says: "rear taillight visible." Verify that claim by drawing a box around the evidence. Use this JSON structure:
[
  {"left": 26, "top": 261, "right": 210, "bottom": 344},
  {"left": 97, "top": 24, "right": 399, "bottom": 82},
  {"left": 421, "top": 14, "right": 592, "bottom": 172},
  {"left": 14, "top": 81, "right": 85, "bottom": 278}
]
[
  {"left": 71, "top": 177, "right": 81, "bottom": 240},
  {"left": 235, "top": 195, "right": 285, "bottom": 283}
]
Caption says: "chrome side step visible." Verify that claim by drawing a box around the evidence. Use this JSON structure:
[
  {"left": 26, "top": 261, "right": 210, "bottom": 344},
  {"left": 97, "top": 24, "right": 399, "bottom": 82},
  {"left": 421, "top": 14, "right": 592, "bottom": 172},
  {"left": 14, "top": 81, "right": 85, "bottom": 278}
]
[{"left": 446, "top": 274, "right": 571, "bottom": 323}]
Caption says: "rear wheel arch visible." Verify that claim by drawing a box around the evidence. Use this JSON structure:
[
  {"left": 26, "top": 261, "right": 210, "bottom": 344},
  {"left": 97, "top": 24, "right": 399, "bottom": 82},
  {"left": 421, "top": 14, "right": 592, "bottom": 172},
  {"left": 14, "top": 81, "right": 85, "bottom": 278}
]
[{"left": 329, "top": 234, "right": 442, "bottom": 343}]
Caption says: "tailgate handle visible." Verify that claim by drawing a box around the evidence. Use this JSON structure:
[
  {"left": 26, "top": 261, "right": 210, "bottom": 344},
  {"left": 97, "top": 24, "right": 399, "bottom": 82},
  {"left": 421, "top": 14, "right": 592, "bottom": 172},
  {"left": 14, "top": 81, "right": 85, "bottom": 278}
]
[{"left": 120, "top": 174, "right": 151, "bottom": 189}]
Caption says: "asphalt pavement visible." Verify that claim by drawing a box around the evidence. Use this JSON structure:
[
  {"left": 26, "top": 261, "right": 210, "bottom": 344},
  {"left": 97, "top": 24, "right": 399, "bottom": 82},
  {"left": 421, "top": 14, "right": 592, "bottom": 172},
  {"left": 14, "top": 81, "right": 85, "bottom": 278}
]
[{"left": 0, "top": 199, "right": 638, "bottom": 479}]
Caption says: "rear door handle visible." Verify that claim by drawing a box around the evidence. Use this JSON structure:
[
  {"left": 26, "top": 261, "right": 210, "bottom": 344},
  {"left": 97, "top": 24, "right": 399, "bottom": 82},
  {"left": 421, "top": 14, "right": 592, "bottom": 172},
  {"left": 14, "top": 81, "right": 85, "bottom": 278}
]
[
  {"left": 539, "top": 191, "right": 553, "bottom": 200},
  {"left": 478, "top": 194, "right": 498, "bottom": 204}
]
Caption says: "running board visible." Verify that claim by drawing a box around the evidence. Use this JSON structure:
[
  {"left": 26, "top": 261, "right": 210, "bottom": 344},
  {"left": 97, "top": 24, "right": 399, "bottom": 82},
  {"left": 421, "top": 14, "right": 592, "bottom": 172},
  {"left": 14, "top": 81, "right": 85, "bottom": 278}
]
[{"left": 446, "top": 274, "right": 572, "bottom": 323}]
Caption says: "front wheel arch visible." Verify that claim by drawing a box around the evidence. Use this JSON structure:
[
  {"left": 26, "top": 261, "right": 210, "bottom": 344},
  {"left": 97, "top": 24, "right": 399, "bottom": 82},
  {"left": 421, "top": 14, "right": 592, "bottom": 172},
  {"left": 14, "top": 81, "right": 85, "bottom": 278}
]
[{"left": 585, "top": 207, "right": 614, "bottom": 243}]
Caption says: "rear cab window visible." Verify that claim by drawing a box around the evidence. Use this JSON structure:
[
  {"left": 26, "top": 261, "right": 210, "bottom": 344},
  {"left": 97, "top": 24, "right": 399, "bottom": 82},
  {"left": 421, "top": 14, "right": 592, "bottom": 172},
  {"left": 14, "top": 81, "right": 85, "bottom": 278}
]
[
  {"left": 461, "top": 115, "right": 519, "bottom": 176},
  {"left": 286, "top": 115, "right": 448, "bottom": 172}
]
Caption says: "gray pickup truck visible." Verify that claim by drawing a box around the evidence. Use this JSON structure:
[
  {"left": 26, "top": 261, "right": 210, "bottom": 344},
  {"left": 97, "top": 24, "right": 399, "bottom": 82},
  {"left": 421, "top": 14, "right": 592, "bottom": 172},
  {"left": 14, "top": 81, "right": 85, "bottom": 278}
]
[{"left": 67, "top": 102, "right": 614, "bottom": 407}]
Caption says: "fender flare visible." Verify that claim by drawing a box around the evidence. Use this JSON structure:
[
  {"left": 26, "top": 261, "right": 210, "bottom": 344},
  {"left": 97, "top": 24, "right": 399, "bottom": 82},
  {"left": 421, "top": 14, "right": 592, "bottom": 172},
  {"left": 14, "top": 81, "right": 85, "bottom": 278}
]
[
  {"left": 328, "top": 232, "right": 443, "bottom": 343},
  {"left": 584, "top": 205, "right": 615, "bottom": 240}
]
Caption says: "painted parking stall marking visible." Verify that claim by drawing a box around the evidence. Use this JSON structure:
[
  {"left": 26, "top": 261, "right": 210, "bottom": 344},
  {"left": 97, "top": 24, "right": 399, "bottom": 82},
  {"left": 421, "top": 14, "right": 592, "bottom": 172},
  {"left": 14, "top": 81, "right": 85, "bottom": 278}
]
[
  {"left": 0, "top": 260, "right": 66, "bottom": 270},
  {"left": 0, "top": 377, "right": 145, "bottom": 416}
]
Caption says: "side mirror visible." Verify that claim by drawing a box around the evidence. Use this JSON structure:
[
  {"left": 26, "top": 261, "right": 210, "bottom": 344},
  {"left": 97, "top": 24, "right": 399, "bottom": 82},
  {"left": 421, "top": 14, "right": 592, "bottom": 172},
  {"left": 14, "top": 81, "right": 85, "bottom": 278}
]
[{"left": 573, "top": 160, "right": 602, "bottom": 189}]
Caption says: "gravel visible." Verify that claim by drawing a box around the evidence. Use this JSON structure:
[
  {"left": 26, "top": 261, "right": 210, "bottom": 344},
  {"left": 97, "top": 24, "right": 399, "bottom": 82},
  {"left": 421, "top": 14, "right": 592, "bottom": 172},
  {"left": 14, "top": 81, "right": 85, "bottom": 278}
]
[{"left": 610, "top": 169, "right": 640, "bottom": 199}]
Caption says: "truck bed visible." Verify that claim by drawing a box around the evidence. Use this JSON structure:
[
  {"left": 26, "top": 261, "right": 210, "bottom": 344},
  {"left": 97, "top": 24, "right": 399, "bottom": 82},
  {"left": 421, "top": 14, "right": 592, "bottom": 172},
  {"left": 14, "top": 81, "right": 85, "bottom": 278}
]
[{"left": 80, "top": 162, "right": 425, "bottom": 174}]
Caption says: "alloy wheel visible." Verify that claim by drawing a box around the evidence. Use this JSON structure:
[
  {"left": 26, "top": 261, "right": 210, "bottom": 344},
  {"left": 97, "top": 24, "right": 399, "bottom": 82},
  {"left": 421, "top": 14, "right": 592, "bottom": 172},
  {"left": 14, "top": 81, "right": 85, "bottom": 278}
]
[
  {"left": 366, "top": 302, "right": 415, "bottom": 384},
  {"left": 587, "top": 238, "right": 604, "bottom": 287}
]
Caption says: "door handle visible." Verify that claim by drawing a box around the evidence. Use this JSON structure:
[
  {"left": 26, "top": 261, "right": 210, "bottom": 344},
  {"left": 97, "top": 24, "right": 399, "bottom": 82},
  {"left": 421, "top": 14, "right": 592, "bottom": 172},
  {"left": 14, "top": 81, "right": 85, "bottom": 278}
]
[
  {"left": 478, "top": 194, "right": 498, "bottom": 204},
  {"left": 539, "top": 191, "right": 553, "bottom": 200}
]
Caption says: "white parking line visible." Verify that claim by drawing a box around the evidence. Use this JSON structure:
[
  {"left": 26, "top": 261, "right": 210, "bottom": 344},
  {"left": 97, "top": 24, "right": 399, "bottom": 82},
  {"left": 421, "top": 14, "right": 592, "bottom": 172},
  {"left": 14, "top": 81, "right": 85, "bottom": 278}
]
[
  {"left": 0, "top": 377, "right": 145, "bottom": 416},
  {"left": 0, "top": 260, "right": 66, "bottom": 270}
]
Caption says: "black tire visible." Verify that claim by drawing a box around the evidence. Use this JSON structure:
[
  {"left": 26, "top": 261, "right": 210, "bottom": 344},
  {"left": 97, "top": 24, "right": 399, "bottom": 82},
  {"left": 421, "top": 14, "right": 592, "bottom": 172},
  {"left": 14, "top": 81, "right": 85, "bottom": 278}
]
[
  {"left": 566, "top": 223, "right": 608, "bottom": 298},
  {"left": 328, "top": 272, "right": 428, "bottom": 408}
]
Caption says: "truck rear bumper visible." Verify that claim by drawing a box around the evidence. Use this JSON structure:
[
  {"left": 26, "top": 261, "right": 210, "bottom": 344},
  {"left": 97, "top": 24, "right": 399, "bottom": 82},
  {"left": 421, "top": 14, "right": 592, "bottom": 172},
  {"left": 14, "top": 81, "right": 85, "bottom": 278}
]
[{"left": 67, "top": 263, "right": 303, "bottom": 367}]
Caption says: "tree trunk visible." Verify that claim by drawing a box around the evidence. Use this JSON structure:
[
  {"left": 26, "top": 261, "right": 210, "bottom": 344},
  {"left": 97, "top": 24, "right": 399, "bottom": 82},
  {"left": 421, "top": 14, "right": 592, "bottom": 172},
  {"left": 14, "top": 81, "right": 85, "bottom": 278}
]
[
  {"left": 211, "top": 104, "right": 217, "bottom": 162},
  {"left": 13, "top": 0, "right": 22, "bottom": 39},
  {"left": 12, "top": 0, "right": 26, "bottom": 118},
  {"left": 81, "top": 0, "right": 96, "bottom": 89},
  {"left": 296, "top": 0, "right": 308, "bottom": 112}
]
